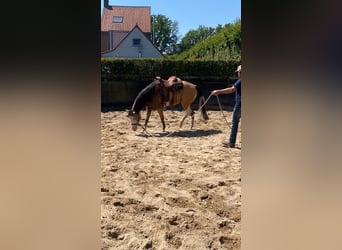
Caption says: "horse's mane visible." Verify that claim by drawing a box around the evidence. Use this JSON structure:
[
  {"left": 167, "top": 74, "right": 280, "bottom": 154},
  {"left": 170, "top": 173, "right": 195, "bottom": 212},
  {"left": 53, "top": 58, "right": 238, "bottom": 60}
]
[{"left": 131, "top": 81, "right": 157, "bottom": 112}]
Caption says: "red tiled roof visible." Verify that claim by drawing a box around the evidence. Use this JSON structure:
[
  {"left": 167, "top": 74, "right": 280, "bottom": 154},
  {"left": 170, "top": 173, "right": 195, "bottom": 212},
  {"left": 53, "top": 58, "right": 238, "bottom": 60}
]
[{"left": 101, "top": 5, "right": 151, "bottom": 32}]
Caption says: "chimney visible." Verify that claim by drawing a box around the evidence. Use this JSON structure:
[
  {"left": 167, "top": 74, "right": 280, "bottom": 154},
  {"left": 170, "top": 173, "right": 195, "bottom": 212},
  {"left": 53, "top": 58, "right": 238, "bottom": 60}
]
[{"left": 104, "top": 0, "right": 109, "bottom": 9}]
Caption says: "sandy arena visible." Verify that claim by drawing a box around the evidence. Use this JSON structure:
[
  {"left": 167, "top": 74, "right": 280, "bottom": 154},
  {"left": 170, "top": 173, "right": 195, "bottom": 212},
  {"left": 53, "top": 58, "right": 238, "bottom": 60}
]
[{"left": 101, "top": 109, "right": 241, "bottom": 249}]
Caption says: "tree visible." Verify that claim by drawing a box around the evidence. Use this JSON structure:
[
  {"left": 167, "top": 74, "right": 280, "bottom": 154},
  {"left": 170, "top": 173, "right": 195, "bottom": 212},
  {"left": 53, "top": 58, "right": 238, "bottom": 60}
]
[
  {"left": 179, "top": 25, "right": 216, "bottom": 52},
  {"left": 168, "top": 19, "right": 241, "bottom": 61},
  {"left": 151, "top": 14, "right": 180, "bottom": 55}
]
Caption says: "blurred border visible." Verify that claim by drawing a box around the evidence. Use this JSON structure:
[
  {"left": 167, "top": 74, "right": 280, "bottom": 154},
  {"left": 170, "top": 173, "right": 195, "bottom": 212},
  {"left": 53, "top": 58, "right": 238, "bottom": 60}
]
[
  {"left": 243, "top": 0, "right": 342, "bottom": 249},
  {"left": 0, "top": 0, "right": 100, "bottom": 249}
]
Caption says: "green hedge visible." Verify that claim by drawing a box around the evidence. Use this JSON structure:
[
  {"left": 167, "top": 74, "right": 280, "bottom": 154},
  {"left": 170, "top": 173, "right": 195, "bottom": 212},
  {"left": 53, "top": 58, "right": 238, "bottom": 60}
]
[{"left": 101, "top": 58, "right": 240, "bottom": 82}]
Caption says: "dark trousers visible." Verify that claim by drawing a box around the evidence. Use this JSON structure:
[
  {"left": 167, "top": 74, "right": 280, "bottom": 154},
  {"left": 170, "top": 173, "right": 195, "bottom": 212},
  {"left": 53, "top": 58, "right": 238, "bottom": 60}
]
[{"left": 229, "top": 106, "right": 241, "bottom": 144}]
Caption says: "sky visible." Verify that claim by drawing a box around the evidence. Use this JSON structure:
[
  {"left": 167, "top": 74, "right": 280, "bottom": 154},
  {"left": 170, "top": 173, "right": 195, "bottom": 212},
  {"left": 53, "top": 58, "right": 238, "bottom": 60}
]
[{"left": 101, "top": 0, "right": 241, "bottom": 38}]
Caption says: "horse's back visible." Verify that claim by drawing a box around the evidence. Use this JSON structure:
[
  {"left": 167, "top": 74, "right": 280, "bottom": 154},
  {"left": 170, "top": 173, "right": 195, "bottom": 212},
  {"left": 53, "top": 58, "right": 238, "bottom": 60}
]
[{"left": 182, "top": 81, "right": 197, "bottom": 89}]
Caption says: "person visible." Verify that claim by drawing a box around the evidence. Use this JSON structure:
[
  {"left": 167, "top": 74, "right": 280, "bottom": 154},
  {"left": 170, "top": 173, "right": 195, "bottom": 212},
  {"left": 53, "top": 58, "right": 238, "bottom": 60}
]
[{"left": 211, "top": 65, "right": 241, "bottom": 148}]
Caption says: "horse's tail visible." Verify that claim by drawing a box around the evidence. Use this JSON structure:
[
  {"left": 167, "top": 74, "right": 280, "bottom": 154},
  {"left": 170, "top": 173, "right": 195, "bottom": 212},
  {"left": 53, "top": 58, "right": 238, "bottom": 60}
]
[{"left": 196, "top": 86, "right": 209, "bottom": 120}]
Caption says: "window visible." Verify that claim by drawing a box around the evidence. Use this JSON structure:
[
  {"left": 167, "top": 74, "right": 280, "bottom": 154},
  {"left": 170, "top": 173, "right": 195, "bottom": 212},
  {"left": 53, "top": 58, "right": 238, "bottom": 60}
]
[
  {"left": 113, "top": 16, "right": 123, "bottom": 23},
  {"left": 132, "top": 39, "right": 141, "bottom": 46}
]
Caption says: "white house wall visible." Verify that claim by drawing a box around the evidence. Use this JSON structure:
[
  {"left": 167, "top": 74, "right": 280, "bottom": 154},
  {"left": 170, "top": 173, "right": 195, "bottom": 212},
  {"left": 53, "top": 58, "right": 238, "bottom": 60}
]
[{"left": 102, "top": 28, "right": 163, "bottom": 58}]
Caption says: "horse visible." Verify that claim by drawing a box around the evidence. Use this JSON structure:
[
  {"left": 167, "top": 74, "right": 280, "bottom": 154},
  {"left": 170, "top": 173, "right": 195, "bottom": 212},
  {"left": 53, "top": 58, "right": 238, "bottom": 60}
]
[{"left": 127, "top": 76, "right": 209, "bottom": 132}]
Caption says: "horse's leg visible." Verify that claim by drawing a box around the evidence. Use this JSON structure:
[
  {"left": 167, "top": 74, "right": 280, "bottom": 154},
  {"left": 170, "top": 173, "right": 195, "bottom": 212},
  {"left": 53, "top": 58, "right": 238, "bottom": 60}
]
[
  {"left": 190, "top": 109, "right": 195, "bottom": 129},
  {"left": 156, "top": 107, "right": 166, "bottom": 131},
  {"left": 144, "top": 107, "right": 152, "bottom": 130},
  {"left": 180, "top": 106, "right": 194, "bottom": 128}
]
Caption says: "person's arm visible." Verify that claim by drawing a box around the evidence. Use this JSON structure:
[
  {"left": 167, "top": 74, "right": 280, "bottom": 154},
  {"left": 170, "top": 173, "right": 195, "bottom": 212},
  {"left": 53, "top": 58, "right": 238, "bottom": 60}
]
[{"left": 211, "top": 86, "right": 236, "bottom": 96}]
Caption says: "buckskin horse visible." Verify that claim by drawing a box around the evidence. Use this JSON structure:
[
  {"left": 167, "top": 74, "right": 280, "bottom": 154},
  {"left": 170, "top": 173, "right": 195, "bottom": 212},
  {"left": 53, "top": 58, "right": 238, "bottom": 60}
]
[{"left": 127, "top": 76, "right": 209, "bottom": 132}]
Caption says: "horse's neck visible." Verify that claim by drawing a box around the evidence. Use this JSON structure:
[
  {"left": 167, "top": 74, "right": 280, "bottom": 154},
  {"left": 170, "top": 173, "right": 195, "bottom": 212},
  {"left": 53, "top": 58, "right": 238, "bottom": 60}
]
[
  {"left": 131, "top": 101, "right": 141, "bottom": 114},
  {"left": 131, "top": 96, "right": 142, "bottom": 113},
  {"left": 131, "top": 83, "right": 155, "bottom": 112}
]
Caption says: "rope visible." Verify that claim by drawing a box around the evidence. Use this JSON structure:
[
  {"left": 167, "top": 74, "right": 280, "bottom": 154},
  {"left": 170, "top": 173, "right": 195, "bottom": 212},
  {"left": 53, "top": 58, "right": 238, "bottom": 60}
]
[
  {"left": 197, "top": 93, "right": 232, "bottom": 129},
  {"left": 140, "top": 125, "right": 178, "bottom": 138},
  {"left": 216, "top": 96, "right": 232, "bottom": 129},
  {"left": 197, "top": 92, "right": 213, "bottom": 112}
]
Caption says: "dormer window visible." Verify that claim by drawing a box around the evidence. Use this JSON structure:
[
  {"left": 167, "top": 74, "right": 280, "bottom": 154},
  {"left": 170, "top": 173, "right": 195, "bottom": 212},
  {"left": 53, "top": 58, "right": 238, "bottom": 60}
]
[
  {"left": 113, "top": 16, "right": 123, "bottom": 23},
  {"left": 132, "top": 39, "right": 141, "bottom": 46}
]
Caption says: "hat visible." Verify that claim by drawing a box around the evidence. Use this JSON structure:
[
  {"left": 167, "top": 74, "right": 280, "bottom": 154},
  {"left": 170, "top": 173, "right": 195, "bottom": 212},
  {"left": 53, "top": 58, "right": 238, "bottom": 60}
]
[{"left": 235, "top": 65, "right": 242, "bottom": 72}]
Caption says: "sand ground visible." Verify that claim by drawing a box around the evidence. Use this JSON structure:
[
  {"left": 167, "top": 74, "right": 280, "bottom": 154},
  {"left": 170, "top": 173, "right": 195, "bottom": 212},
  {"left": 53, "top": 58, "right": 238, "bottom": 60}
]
[{"left": 101, "top": 109, "right": 241, "bottom": 250}]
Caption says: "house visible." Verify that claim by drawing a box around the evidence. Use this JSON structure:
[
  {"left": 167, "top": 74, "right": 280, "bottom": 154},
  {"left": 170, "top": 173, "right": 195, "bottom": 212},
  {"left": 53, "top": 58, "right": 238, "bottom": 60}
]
[{"left": 101, "top": 0, "right": 163, "bottom": 58}]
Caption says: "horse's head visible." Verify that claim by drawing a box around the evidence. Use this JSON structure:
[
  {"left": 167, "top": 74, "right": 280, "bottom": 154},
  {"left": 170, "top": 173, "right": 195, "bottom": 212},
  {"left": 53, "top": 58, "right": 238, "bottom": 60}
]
[{"left": 127, "top": 109, "right": 141, "bottom": 131}]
